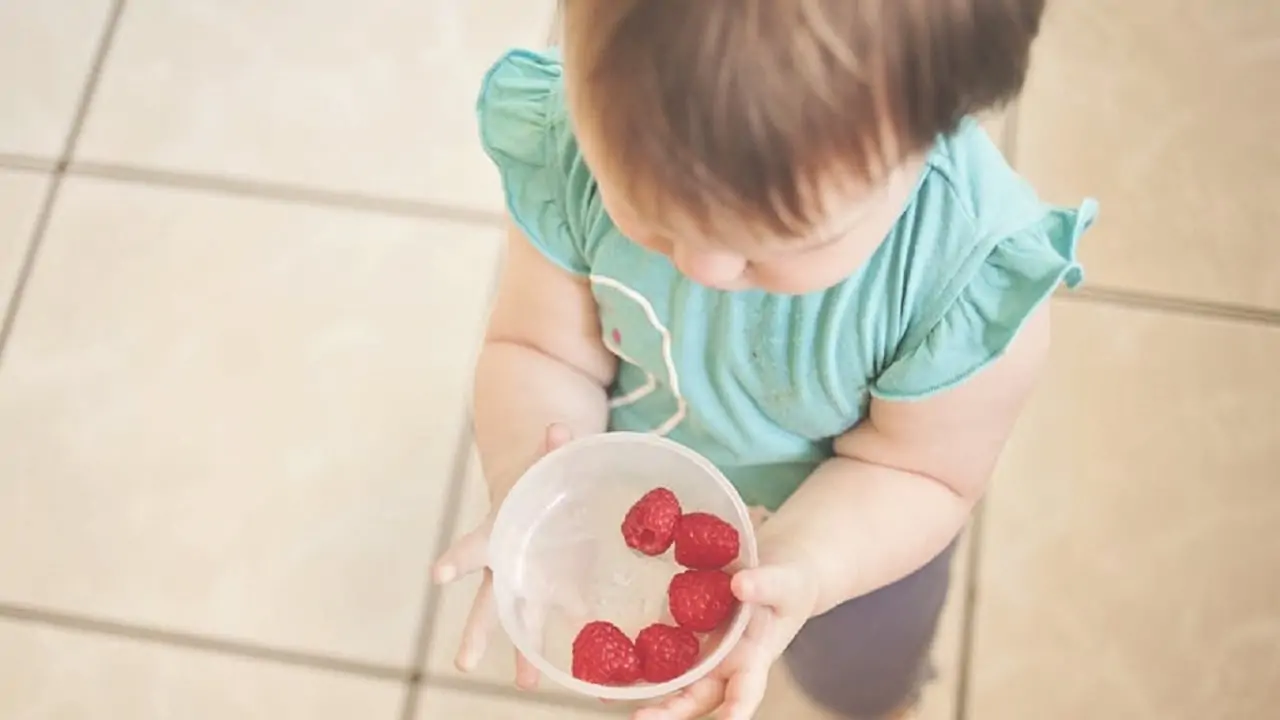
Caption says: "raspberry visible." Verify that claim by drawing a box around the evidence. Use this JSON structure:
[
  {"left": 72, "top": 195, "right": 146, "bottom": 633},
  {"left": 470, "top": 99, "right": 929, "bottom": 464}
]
[
  {"left": 571, "top": 621, "right": 642, "bottom": 686},
  {"left": 635, "top": 623, "right": 701, "bottom": 683},
  {"left": 621, "top": 487, "right": 682, "bottom": 556},
  {"left": 673, "top": 512, "right": 740, "bottom": 570},
  {"left": 668, "top": 569, "right": 738, "bottom": 633}
]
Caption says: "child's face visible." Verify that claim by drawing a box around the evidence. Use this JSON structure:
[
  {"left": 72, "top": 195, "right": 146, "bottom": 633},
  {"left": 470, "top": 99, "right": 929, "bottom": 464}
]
[{"left": 576, "top": 123, "right": 922, "bottom": 295}]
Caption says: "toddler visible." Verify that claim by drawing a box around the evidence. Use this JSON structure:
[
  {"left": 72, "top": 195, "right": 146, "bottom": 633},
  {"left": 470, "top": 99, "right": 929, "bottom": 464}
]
[{"left": 433, "top": 1, "right": 1096, "bottom": 718}]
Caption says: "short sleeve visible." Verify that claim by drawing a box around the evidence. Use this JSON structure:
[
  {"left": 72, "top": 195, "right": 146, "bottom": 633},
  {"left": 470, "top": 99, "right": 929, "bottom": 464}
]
[
  {"left": 477, "top": 50, "right": 588, "bottom": 275},
  {"left": 871, "top": 199, "right": 1098, "bottom": 401}
]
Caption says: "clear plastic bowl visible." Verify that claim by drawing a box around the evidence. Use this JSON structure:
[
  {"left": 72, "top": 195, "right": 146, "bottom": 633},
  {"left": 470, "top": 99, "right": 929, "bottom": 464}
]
[{"left": 488, "top": 432, "right": 758, "bottom": 701}]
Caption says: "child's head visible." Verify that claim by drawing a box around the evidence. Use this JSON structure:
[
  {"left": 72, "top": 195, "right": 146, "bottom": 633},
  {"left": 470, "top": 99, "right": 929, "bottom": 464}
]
[{"left": 561, "top": 0, "right": 1046, "bottom": 293}]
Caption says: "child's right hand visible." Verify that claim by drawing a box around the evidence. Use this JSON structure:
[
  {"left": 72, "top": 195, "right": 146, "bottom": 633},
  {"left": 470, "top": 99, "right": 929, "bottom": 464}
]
[{"left": 430, "top": 423, "right": 574, "bottom": 690}]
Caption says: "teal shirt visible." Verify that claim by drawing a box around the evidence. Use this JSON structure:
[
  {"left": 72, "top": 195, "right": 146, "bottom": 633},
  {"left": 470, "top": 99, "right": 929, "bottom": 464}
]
[{"left": 479, "top": 50, "right": 1096, "bottom": 511}]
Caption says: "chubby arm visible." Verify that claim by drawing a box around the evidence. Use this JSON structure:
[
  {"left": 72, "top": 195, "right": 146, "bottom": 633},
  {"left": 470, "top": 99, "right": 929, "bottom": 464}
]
[
  {"left": 758, "top": 306, "right": 1051, "bottom": 615},
  {"left": 474, "top": 223, "right": 616, "bottom": 500}
]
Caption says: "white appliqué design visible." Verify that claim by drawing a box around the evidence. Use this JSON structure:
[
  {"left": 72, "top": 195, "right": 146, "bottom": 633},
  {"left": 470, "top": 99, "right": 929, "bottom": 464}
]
[{"left": 590, "top": 274, "right": 687, "bottom": 436}]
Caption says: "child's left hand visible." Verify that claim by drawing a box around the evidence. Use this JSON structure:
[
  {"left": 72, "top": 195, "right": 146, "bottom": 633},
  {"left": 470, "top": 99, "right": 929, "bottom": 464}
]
[{"left": 633, "top": 558, "right": 819, "bottom": 720}]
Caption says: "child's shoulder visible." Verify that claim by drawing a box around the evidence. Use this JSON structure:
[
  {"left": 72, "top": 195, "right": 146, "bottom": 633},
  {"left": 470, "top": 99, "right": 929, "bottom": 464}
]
[
  {"left": 476, "top": 49, "right": 610, "bottom": 276},
  {"left": 476, "top": 48, "right": 570, "bottom": 159},
  {"left": 901, "top": 118, "right": 1097, "bottom": 303},
  {"left": 867, "top": 120, "right": 1099, "bottom": 400},
  {"left": 920, "top": 119, "right": 1056, "bottom": 238}
]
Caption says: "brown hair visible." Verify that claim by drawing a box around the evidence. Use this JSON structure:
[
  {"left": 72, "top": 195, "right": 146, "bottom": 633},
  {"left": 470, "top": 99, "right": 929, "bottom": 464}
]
[{"left": 562, "top": 0, "right": 1046, "bottom": 238}]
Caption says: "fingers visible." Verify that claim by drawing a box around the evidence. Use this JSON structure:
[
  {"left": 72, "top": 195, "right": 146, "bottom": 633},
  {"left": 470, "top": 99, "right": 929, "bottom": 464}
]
[
  {"left": 707, "top": 611, "right": 776, "bottom": 720},
  {"left": 439, "top": 422, "right": 570, "bottom": 585},
  {"left": 734, "top": 566, "right": 817, "bottom": 660},
  {"left": 432, "top": 519, "right": 493, "bottom": 584},
  {"left": 513, "top": 595, "right": 543, "bottom": 690},
  {"left": 444, "top": 423, "right": 573, "bottom": 686},
  {"left": 514, "top": 649, "right": 541, "bottom": 690},
  {"left": 634, "top": 676, "right": 724, "bottom": 720},
  {"left": 509, "top": 422, "right": 569, "bottom": 691},
  {"left": 455, "top": 570, "right": 495, "bottom": 672},
  {"left": 738, "top": 599, "right": 806, "bottom": 677},
  {"left": 716, "top": 663, "right": 769, "bottom": 720},
  {"left": 732, "top": 564, "right": 814, "bottom": 611}
]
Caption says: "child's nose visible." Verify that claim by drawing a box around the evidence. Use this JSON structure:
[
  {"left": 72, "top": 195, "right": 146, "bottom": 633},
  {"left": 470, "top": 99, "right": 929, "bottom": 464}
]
[{"left": 672, "top": 246, "right": 748, "bottom": 289}]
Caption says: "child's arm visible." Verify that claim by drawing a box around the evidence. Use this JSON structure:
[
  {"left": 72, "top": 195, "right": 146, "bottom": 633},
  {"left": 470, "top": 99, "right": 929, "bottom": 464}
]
[
  {"left": 435, "top": 224, "right": 613, "bottom": 684},
  {"left": 474, "top": 224, "right": 616, "bottom": 501},
  {"left": 641, "top": 317, "right": 1049, "bottom": 720},
  {"left": 754, "top": 306, "right": 1051, "bottom": 615}
]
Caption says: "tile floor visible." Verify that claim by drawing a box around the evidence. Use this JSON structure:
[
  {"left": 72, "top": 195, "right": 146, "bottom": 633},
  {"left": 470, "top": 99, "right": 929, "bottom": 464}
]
[{"left": 0, "top": 1, "right": 1276, "bottom": 718}]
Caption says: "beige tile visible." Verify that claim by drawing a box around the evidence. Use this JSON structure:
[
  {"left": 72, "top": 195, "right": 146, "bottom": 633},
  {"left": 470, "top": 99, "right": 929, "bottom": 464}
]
[
  {"left": 0, "top": 619, "right": 402, "bottom": 720},
  {"left": 418, "top": 687, "right": 627, "bottom": 720},
  {"left": 431, "top": 450, "right": 965, "bottom": 717},
  {"left": 76, "top": 0, "right": 557, "bottom": 209},
  {"left": 968, "top": 302, "right": 1280, "bottom": 719},
  {"left": 0, "top": 170, "right": 50, "bottom": 317},
  {"left": 1016, "top": 1, "right": 1280, "bottom": 309},
  {"left": 0, "top": 176, "right": 499, "bottom": 666},
  {"left": 0, "top": 1, "right": 113, "bottom": 158}
]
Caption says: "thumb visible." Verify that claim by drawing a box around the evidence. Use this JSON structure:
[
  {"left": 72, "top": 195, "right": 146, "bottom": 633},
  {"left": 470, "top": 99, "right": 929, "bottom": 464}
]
[
  {"left": 732, "top": 564, "right": 816, "bottom": 613},
  {"left": 733, "top": 565, "right": 817, "bottom": 660},
  {"left": 438, "top": 424, "right": 572, "bottom": 585},
  {"left": 432, "top": 519, "right": 492, "bottom": 584}
]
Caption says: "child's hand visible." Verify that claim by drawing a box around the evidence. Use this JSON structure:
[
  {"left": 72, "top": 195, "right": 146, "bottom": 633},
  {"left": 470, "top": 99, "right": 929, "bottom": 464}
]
[
  {"left": 634, "top": 554, "right": 820, "bottom": 720},
  {"left": 431, "top": 424, "right": 574, "bottom": 690}
]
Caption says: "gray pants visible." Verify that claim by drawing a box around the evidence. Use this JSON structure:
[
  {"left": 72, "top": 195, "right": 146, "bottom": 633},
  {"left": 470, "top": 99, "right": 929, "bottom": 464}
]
[{"left": 783, "top": 541, "right": 959, "bottom": 718}]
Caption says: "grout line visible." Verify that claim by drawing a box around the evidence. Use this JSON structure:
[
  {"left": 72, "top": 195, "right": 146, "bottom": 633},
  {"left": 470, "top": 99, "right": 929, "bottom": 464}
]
[
  {"left": 0, "top": 603, "right": 410, "bottom": 682},
  {"left": 1002, "top": 92, "right": 1278, "bottom": 330},
  {"left": 0, "top": 0, "right": 124, "bottom": 365},
  {"left": 953, "top": 505, "right": 987, "bottom": 720},
  {"left": 0, "top": 171, "right": 62, "bottom": 364},
  {"left": 1060, "top": 286, "right": 1280, "bottom": 328},
  {"left": 68, "top": 161, "right": 507, "bottom": 227},
  {"left": 421, "top": 674, "right": 632, "bottom": 715},
  {"left": 57, "top": 0, "right": 127, "bottom": 166},
  {"left": 398, "top": 416, "right": 479, "bottom": 720},
  {"left": 0, "top": 154, "right": 57, "bottom": 173}
]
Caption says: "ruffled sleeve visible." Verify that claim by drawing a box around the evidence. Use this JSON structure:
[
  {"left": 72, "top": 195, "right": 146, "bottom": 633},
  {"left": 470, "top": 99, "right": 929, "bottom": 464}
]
[
  {"left": 477, "top": 49, "right": 588, "bottom": 275},
  {"left": 871, "top": 199, "right": 1098, "bottom": 401}
]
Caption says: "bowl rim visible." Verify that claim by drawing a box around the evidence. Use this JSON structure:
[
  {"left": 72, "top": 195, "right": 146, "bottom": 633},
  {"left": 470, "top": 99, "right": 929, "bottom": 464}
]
[{"left": 488, "top": 431, "right": 760, "bottom": 701}]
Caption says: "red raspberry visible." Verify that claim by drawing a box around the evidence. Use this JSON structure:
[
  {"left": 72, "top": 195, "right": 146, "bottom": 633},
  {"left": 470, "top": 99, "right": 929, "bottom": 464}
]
[
  {"left": 673, "top": 512, "right": 740, "bottom": 570},
  {"left": 621, "top": 487, "right": 682, "bottom": 556},
  {"left": 668, "top": 569, "right": 738, "bottom": 633},
  {"left": 635, "top": 623, "right": 701, "bottom": 683},
  {"left": 571, "top": 621, "right": 642, "bottom": 686}
]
